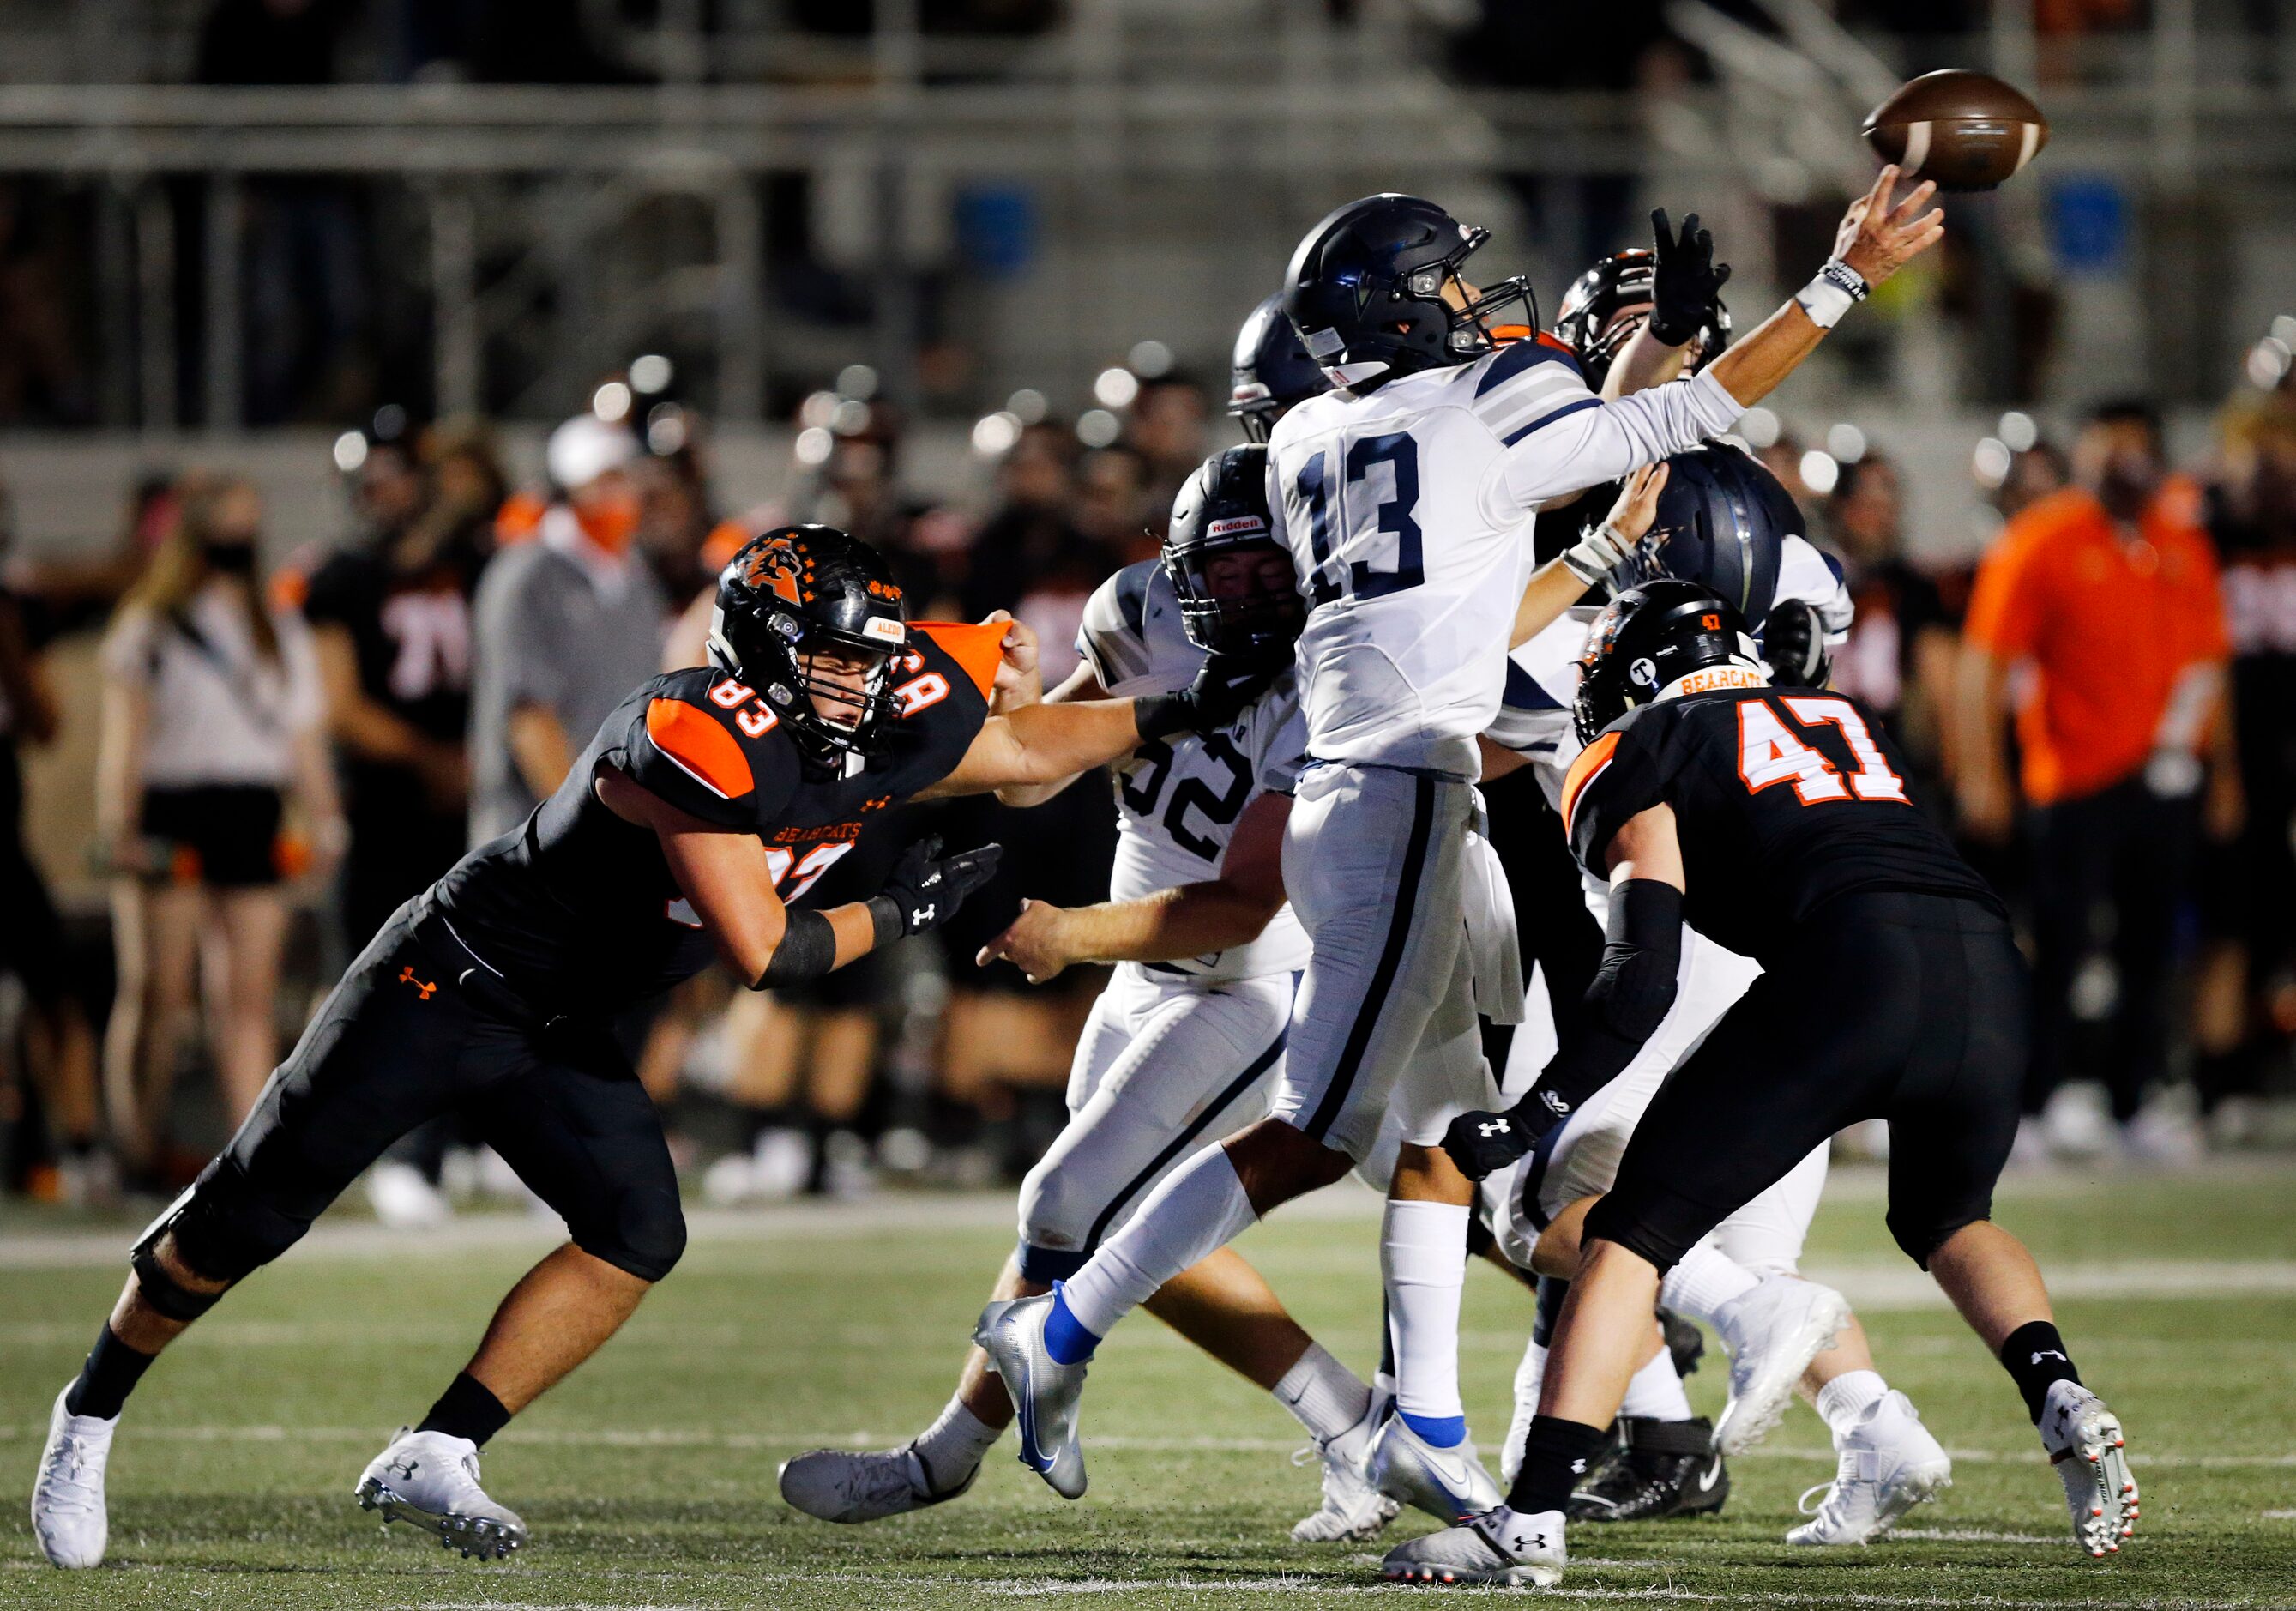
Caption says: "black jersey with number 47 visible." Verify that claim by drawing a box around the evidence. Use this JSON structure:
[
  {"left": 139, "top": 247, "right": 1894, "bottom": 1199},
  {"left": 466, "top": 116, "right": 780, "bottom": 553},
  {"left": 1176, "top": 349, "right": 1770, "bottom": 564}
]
[
  {"left": 1560, "top": 684, "right": 2001, "bottom": 962},
  {"left": 431, "top": 621, "right": 1004, "bottom": 1015}
]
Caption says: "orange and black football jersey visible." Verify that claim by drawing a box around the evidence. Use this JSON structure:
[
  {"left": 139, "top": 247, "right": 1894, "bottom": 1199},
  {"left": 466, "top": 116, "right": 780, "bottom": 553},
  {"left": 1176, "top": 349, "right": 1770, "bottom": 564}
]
[
  {"left": 431, "top": 621, "right": 1003, "bottom": 1012},
  {"left": 1560, "top": 684, "right": 1999, "bottom": 962}
]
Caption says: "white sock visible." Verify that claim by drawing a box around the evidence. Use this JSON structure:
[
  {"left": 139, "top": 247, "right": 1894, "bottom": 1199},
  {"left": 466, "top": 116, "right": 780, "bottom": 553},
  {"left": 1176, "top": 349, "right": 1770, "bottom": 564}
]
[
  {"left": 1814, "top": 1369, "right": 1890, "bottom": 1439},
  {"left": 1058, "top": 1145, "right": 1257, "bottom": 1338},
  {"left": 1658, "top": 1243, "right": 1760, "bottom": 1324},
  {"left": 1274, "top": 1342, "right": 1374, "bottom": 1446},
  {"left": 913, "top": 1397, "right": 1000, "bottom": 1491},
  {"left": 1383, "top": 1198, "right": 1470, "bottom": 1444},
  {"left": 1618, "top": 1347, "right": 1695, "bottom": 1421}
]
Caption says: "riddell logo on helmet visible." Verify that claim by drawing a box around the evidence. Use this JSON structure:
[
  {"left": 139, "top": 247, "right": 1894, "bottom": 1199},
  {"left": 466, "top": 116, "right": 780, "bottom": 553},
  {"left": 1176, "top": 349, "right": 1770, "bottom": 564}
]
[{"left": 1207, "top": 516, "right": 1269, "bottom": 537}]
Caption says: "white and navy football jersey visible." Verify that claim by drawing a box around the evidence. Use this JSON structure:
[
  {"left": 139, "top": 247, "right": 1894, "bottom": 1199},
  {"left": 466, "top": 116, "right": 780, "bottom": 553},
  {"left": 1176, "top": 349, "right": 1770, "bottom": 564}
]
[
  {"left": 1485, "top": 533, "right": 1856, "bottom": 810},
  {"left": 1264, "top": 339, "right": 1745, "bottom": 777},
  {"left": 1076, "top": 562, "right": 1313, "bottom": 982}
]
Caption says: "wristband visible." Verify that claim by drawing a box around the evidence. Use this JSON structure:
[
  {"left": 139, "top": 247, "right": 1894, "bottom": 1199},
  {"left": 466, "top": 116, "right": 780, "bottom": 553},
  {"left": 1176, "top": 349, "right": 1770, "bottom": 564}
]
[
  {"left": 1793, "top": 258, "right": 1868, "bottom": 330},
  {"left": 1562, "top": 522, "right": 1631, "bottom": 586},
  {"left": 865, "top": 894, "right": 905, "bottom": 944}
]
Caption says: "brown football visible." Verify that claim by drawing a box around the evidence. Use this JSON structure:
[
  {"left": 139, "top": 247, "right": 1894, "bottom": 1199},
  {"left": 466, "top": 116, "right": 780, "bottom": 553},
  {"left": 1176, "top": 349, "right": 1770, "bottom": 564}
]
[{"left": 1861, "top": 69, "right": 2048, "bottom": 192}]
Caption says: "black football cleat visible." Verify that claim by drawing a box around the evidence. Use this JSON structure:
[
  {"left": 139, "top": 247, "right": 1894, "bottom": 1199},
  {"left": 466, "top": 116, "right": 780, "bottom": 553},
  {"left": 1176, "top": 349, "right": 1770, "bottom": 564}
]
[{"left": 1567, "top": 1416, "right": 1727, "bottom": 1522}]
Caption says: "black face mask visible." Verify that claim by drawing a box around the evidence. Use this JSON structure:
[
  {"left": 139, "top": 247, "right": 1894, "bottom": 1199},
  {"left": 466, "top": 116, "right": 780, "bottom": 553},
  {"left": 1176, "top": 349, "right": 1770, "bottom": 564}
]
[{"left": 204, "top": 540, "right": 260, "bottom": 576}]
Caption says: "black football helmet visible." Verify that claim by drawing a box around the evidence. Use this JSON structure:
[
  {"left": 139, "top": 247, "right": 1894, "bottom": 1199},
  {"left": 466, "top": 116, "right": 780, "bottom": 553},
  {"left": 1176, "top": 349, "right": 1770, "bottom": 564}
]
[
  {"left": 708, "top": 525, "right": 909, "bottom": 767},
  {"left": 1573, "top": 579, "right": 1763, "bottom": 746},
  {"left": 1230, "top": 293, "right": 1329, "bottom": 443},
  {"left": 1552, "top": 248, "right": 1731, "bottom": 393},
  {"left": 1164, "top": 443, "right": 1301, "bottom": 661},
  {"left": 1608, "top": 444, "right": 1800, "bottom": 622},
  {"left": 1281, "top": 194, "right": 1538, "bottom": 386}
]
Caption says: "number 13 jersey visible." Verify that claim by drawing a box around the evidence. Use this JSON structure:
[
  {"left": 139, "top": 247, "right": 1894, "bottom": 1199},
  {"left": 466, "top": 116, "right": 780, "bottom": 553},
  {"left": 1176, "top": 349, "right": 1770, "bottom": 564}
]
[
  {"left": 1560, "top": 685, "right": 2001, "bottom": 963},
  {"left": 1077, "top": 561, "right": 1311, "bottom": 982},
  {"left": 1265, "top": 337, "right": 1746, "bottom": 777}
]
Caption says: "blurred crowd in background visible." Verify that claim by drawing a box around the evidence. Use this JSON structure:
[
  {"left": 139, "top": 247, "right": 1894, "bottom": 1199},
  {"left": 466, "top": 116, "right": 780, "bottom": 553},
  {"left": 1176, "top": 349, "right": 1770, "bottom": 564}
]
[{"left": 3, "top": 323, "right": 2294, "bottom": 1223}]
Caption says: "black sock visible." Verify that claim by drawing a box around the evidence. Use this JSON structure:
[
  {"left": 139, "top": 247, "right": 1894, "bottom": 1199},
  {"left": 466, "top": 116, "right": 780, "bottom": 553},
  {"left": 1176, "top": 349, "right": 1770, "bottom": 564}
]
[
  {"left": 1999, "top": 1320, "right": 2082, "bottom": 1422},
  {"left": 416, "top": 1372, "right": 513, "bottom": 1447},
  {"left": 64, "top": 1325, "right": 155, "bottom": 1421},
  {"left": 1505, "top": 1415, "right": 1609, "bottom": 1516}
]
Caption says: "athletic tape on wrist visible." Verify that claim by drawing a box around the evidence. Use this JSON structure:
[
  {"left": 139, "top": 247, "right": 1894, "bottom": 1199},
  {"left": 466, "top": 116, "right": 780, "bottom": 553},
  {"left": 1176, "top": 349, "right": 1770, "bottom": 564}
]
[
  {"left": 1794, "top": 259, "right": 1868, "bottom": 329},
  {"left": 1563, "top": 522, "right": 1630, "bottom": 585}
]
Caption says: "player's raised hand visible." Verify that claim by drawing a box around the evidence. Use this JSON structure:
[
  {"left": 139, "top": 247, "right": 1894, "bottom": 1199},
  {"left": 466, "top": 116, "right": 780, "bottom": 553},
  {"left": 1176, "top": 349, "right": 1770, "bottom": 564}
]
[
  {"left": 1834, "top": 166, "right": 1944, "bottom": 287},
  {"left": 977, "top": 897, "right": 1075, "bottom": 984},
  {"left": 979, "top": 607, "right": 1042, "bottom": 713},
  {"left": 1606, "top": 462, "right": 1671, "bottom": 546},
  {"left": 1440, "top": 1106, "right": 1540, "bottom": 1181},
  {"left": 1648, "top": 209, "right": 1731, "bottom": 347}
]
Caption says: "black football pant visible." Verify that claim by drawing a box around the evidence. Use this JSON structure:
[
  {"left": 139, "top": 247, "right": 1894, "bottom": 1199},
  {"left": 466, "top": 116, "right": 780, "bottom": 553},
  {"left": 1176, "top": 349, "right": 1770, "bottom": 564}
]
[
  {"left": 2026, "top": 778, "right": 2199, "bottom": 1121},
  {"left": 1587, "top": 892, "right": 2027, "bottom": 1270},
  {"left": 156, "top": 897, "right": 686, "bottom": 1286}
]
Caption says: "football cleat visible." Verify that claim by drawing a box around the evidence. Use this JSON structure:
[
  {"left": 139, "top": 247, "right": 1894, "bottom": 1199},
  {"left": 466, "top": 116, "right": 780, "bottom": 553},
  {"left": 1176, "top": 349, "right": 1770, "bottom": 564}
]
[
  {"left": 2040, "top": 1380, "right": 2137, "bottom": 1558},
  {"left": 1380, "top": 1505, "right": 1566, "bottom": 1588},
  {"left": 31, "top": 1386, "right": 112, "bottom": 1569},
  {"left": 972, "top": 1294, "right": 1088, "bottom": 1499},
  {"left": 1365, "top": 1415, "right": 1504, "bottom": 1525},
  {"left": 1787, "top": 1391, "right": 1951, "bottom": 1545},
  {"left": 778, "top": 1443, "right": 977, "bottom": 1524},
  {"left": 354, "top": 1427, "right": 528, "bottom": 1560},
  {"left": 1711, "top": 1276, "right": 1851, "bottom": 1455},
  {"left": 1290, "top": 1392, "right": 1401, "bottom": 1543},
  {"left": 1569, "top": 1415, "right": 1727, "bottom": 1522}
]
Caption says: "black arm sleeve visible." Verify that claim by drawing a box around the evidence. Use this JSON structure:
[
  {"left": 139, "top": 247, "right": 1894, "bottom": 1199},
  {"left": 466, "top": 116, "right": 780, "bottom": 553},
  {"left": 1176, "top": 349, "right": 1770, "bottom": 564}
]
[
  {"left": 752, "top": 907, "right": 843, "bottom": 987},
  {"left": 1517, "top": 878, "right": 1684, "bottom": 1125}
]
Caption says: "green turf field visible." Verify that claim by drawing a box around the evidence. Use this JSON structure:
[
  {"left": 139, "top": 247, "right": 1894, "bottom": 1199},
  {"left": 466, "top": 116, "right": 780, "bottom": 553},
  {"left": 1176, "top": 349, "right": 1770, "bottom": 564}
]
[{"left": 4, "top": 1161, "right": 2294, "bottom": 1608}]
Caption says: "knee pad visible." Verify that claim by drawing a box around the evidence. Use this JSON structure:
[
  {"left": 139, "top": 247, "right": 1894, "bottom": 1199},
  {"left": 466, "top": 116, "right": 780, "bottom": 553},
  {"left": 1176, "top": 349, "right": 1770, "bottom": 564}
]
[
  {"left": 576, "top": 1196, "right": 687, "bottom": 1284},
  {"left": 1016, "top": 1155, "right": 1100, "bottom": 1266},
  {"left": 146, "top": 1167, "right": 305, "bottom": 1294}
]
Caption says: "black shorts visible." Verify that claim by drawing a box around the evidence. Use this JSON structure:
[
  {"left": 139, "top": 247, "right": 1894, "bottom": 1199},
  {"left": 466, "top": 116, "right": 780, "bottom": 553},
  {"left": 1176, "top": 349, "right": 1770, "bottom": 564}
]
[
  {"left": 1587, "top": 891, "right": 2028, "bottom": 1270},
  {"left": 141, "top": 784, "right": 284, "bottom": 889},
  {"left": 166, "top": 896, "right": 684, "bottom": 1284}
]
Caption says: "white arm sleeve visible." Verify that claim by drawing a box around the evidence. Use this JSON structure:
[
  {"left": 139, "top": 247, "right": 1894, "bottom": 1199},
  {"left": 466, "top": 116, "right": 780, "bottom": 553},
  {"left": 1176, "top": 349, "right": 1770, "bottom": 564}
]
[{"left": 1497, "top": 369, "right": 1745, "bottom": 511}]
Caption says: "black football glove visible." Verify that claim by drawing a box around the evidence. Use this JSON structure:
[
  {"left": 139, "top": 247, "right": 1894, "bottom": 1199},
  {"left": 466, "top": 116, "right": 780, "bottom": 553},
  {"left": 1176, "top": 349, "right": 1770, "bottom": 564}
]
[
  {"left": 876, "top": 836, "right": 1002, "bottom": 938},
  {"left": 1760, "top": 597, "right": 1832, "bottom": 689},
  {"left": 1648, "top": 208, "right": 1732, "bottom": 348},
  {"left": 1134, "top": 650, "right": 1284, "bottom": 741},
  {"left": 1441, "top": 1103, "right": 1546, "bottom": 1182}
]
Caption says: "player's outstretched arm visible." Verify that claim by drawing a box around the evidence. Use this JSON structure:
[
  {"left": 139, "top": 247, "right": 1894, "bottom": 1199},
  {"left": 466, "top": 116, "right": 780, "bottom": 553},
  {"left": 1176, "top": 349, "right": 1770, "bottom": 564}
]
[
  {"left": 1510, "top": 463, "right": 1672, "bottom": 648},
  {"left": 976, "top": 793, "right": 1291, "bottom": 983},
  {"left": 1443, "top": 803, "right": 1687, "bottom": 1180},
  {"left": 915, "top": 651, "right": 1279, "bottom": 800},
  {"left": 991, "top": 660, "right": 1112, "bottom": 809},
  {"left": 1706, "top": 166, "right": 1943, "bottom": 408}
]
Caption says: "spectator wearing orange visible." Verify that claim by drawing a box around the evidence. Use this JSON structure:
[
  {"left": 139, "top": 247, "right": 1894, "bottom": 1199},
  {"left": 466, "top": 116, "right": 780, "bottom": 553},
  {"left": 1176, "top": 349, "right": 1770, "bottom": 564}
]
[{"left": 1956, "top": 401, "right": 2238, "bottom": 1155}]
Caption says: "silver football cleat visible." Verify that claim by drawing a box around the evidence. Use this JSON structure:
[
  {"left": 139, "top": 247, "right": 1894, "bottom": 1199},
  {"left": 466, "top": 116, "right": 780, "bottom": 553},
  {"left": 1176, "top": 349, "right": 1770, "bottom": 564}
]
[
  {"left": 973, "top": 1294, "right": 1089, "bottom": 1499},
  {"left": 1365, "top": 1415, "right": 1504, "bottom": 1524},
  {"left": 778, "top": 1443, "right": 977, "bottom": 1524},
  {"left": 354, "top": 1427, "right": 528, "bottom": 1561},
  {"left": 1380, "top": 1505, "right": 1566, "bottom": 1588}
]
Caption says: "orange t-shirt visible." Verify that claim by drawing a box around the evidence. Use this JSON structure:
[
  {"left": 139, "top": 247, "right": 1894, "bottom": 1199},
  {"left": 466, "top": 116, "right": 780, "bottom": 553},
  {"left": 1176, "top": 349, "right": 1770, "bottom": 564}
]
[{"left": 1962, "top": 480, "right": 2228, "bottom": 806}]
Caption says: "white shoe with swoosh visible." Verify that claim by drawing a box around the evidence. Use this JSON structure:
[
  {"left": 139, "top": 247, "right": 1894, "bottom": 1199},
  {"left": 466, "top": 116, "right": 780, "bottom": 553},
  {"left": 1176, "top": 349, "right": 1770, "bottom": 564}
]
[
  {"left": 972, "top": 1294, "right": 1089, "bottom": 1499},
  {"left": 1365, "top": 1415, "right": 1503, "bottom": 1524}
]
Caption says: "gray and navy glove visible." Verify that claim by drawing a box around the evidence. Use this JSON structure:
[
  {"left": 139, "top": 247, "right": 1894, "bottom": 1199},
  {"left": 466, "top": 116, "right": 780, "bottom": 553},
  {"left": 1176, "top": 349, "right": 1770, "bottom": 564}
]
[
  {"left": 1135, "top": 650, "right": 1284, "bottom": 741},
  {"left": 1649, "top": 208, "right": 1732, "bottom": 347},
  {"left": 1761, "top": 597, "right": 1832, "bottom": 689},
  {"left": 872, "top": 836, "right": 1002, "bottom": 938}
]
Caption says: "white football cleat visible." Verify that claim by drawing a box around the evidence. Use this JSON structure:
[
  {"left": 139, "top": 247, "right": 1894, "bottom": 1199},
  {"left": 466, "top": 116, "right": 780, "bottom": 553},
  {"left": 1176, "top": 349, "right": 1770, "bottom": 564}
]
[
  {"left": 365, "top": 1161, "right": 453, "bottom": 1228},
  {"left": 1290, "top": 1395, "right": 1401, "bottom": 1543},
  {"left": 973, "top": 1294, "right": 1088, "bottom": 1499},
  {"left": 777, "top": 1444, "right": 977, "bottom": 1524},
  {"left": 1380, "top": 1505, "right": 1565, "bottom": 1588},
  {"left": 354, "top": 1427, "right": 528, "bottom": 1560},
  {"left": 1365, "top": 1415, "right": 1504, "bottom": 1525},
  {"left": 2040, "top": 1380, "right": 2137, "bottom": 1558},
  {"left": 1787, "top": 1389, "right": 1952, "bottom": 1545},
  {"left": 31, "top": 1386, "right": 112, "bottom": 1569},
  {"left": 1711, "top": 1276, "right": 1851, "bottom": 1456}
]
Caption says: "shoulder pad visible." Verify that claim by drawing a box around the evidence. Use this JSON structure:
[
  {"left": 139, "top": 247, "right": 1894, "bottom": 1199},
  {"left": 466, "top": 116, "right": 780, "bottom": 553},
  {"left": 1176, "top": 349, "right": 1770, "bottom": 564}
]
[
  {"left": 621, "top": 668, "right": 794, "bottom": 827},
  {"left": 1467, "top": 336, "right": 1598, "bottom": 446},
  {"left": 1076, "top": 562, "right": 1160, "bottom": 691},
  {"left": 907, "top": 621, "right": 1005, "bottom": 702}
]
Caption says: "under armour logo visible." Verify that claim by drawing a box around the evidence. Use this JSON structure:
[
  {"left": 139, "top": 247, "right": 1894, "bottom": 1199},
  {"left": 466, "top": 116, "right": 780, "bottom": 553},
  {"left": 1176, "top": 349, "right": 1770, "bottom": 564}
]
[
  {"left": 2031, "top": 1349, "right": 2068, "bottom": 1365},
  {"left": 389, "top": 1456, "right": 420, "bottom": 1480},
  {"left": 913, "top": 903, "right": 936, "bottom": 925},
  {"left": 1569, "top": 1457, "right": 1588, "bottom": 1475},
  {"left": 396, "top": 966, "right": 437, "bottom": 1000},
  {"left": 1477, "top": 1119, "right": 1511, "bottom": 1138}
]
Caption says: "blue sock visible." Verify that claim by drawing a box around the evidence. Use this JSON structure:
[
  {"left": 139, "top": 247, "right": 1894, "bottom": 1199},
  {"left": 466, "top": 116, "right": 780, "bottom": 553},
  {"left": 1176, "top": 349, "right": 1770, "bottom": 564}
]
[
  {"left": 1399, "top": 1409, "right": 1467, "bottom": 1448},
  {"left": 1042, "top": 1282, "right": 1100, "bottom": 1366}
]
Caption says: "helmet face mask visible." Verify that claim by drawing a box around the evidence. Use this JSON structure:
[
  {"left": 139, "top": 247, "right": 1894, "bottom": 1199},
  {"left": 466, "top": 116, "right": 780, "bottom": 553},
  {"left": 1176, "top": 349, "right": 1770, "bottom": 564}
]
[
  {"left": 1552, "top": 250, "right": 1731, "bottom": 393},
  {"left": 1572, "top": 578, "right": 1761, "bottom": 746},
  {"left": 709, "top": 527, "right": 908, "bottom": 768},
  {"left": 1164, "top": 443, "right": 1303, "bottom": 663}
]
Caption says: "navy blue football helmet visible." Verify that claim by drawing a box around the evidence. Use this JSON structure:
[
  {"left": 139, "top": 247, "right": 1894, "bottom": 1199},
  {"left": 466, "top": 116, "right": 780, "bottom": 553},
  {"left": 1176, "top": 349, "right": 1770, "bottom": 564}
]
[
  {"left": 1552, "top": 248, "right": 1732, "bottom": 393},
  {"left": 1229, "top": 294, "right": 1329, "bottom": 443},
  {"left": 1164, "top": 443, "right": 1301, "bottom": 661},
  {"left": 1607, "top": 444, "right": 1802, "bottom": 624},
  {"left": 1281, "top": 194, "right": 1537, "bottom": 385}
]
